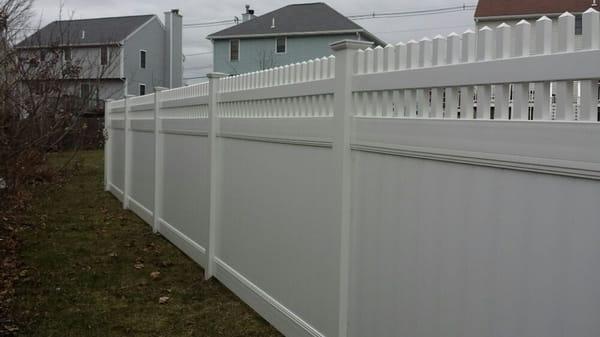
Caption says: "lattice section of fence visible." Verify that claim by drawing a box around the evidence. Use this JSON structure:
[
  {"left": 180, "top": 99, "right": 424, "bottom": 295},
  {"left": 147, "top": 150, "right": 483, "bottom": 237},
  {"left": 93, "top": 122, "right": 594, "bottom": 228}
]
[
  {"left": 219, "top": 56, "right": 336, "bottom": 93},
  {"left": 352, "top": 9, "right": 600, "bottom": 121},
  {"left": 160, "top": 104, "right": 210, "bottom": 119},
  {"left": 218, "top": 94, "right": 334, "bottom": 118},
  {"left": 162, "top": 82, "right": 209, "bottom": 101},
  {"left": 217, "top": 56, "right": 335, "bottom": 118}
]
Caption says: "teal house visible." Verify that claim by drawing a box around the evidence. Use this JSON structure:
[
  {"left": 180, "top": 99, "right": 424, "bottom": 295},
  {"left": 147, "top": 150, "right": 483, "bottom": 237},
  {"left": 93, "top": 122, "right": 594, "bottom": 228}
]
[{"left": 207, "top": 3, "right": 385, "bottom": 75}]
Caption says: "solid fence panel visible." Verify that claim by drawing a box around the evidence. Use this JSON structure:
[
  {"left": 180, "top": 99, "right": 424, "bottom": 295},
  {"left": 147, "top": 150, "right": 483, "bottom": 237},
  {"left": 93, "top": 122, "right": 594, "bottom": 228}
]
[{"left": 105, "top": 12, "right": 600, "bottom": 337}]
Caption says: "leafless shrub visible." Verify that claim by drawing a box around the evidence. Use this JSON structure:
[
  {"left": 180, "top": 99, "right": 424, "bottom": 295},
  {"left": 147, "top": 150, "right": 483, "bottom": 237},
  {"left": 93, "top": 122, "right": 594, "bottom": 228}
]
[{"left": 0, "top": 0, "right": 119, "bottom": 202}]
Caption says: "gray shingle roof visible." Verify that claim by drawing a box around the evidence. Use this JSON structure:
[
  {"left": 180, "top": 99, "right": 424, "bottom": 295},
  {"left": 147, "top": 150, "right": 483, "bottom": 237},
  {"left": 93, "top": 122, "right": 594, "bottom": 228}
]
[
  {"left": 17, "top": 14, "right": 156, "bottom": 48},
  {"left": 207, "top": 2, "right": 383, "bottom": 44}
]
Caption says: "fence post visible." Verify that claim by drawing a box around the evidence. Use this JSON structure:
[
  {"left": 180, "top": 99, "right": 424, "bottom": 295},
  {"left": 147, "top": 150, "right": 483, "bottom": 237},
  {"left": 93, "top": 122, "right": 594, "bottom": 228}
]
[
  {"left": 104, "top": 99, "right": 113, "bottom": 192},
  {"left": 123, "top": 94, "right": 134, "bottom": 209},
  {"left": 206, "top": 72, "right": 228, "bottom": 280},
  {"left": 153, "top": 87, "right": 168, "bottom": 233},
  {"left": 330, "top": 39, "right": 372, "bottom": 337}
]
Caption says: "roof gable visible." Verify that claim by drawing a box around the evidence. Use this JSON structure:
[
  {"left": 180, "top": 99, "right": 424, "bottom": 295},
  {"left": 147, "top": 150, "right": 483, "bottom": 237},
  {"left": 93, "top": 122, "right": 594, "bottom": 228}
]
[
  {"left": 207, "top": 3, "right": 365, "bottom": 39},
  {"left": 475, "top": 0, "right": 596, "bottom": 19},
  {"left": 17, "top": 14, "right": 156, "bottom": 48}
]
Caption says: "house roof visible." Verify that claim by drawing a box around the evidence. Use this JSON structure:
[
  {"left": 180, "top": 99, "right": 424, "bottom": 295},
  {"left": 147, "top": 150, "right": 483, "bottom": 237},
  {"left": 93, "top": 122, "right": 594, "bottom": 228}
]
[
  {"left": 17, "top": 14, "right": 156, "bottom": 48},
  {"left": 207, "top": 2, "right": 385, "bottom": 45},
  {"left": 475, "top": 0, "right": 597, "bottom": 20}
]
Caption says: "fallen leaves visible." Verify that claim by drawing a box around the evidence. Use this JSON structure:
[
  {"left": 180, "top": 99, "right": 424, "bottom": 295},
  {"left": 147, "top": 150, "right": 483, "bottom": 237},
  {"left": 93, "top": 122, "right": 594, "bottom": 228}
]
[
  {"left": 150, "top": 271, "right": 160, "bottom": 280},
  {"left": 3, "top": 325, "right": 19, "bottom": 332},
  {"left": 133, "top": 258, "right": 144, "bottom": 270},
  {"left": 158, "top": 296, "right": 170, "bottom": 304}
]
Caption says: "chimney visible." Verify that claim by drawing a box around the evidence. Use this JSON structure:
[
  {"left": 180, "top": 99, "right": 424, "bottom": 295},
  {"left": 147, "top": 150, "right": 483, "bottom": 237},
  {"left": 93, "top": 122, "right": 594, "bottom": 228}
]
[
  {"left": 242, "top": 5, "right": 256, "bottom": 22},
  {"left": 164, "top": 9, "right": 183, "bottom": 88}
]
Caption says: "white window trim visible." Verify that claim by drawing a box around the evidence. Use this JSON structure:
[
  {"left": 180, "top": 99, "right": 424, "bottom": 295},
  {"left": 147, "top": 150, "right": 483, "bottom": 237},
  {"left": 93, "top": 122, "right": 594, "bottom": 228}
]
[
  {"left": 275, "top": 36, "right": 287, "bottom": 54},
  {"left": 229, "top": 39, "right": 240, "bottom": 62},
  {"left": 139, "top": 83, "right": 146, "bottom": 96},
  {"left": 120, "top": 47, "right": 125, "bottom": 78},
  {"left": 139, "top": 49, "right": 147, "bottom": 69}
]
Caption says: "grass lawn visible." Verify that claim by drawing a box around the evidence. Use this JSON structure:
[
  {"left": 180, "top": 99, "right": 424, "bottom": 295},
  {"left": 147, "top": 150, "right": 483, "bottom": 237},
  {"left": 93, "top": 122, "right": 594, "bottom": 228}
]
[{"left": 10, "top": 150, "right": 282, "bottom": 337}]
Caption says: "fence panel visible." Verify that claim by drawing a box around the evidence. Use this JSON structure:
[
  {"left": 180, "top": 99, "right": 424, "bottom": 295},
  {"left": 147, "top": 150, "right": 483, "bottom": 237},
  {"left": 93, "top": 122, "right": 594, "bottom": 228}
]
[{"left": 105, "top": 9, "right": 600, "bottom": 337}]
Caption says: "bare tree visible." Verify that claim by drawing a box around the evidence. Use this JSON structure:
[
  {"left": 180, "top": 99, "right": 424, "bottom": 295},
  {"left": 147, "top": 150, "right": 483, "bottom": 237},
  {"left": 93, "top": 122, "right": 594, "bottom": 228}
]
[
  {"left": 0, "top": 0, "right": 120, "bottom": 201},
  {"left": 256, "top": 49, "right": 275, "bottom": 70}
]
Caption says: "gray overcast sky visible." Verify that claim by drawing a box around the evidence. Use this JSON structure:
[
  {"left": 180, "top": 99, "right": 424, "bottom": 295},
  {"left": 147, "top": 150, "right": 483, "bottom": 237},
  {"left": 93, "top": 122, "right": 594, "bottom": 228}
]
[{"left": 30, "top": 0, "right": 477, "bottom": 82}]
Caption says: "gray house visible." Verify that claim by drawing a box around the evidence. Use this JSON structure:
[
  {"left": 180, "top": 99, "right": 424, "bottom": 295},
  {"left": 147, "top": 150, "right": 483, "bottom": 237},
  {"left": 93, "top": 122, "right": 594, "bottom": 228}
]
[
  {"left": 207, "top": 3, "right": 385, "bottom": 75},
  {"left": 16, "top": 10, "right": 183, "bottom": 101}
]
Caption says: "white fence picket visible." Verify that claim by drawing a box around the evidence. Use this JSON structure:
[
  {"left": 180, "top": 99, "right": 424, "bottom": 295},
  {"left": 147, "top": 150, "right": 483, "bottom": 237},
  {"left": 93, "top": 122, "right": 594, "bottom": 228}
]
[
  {"left": 580, "top": 8, "right": 600, "bottom": 121},
  {"left": 512, "top": 20, "right": 532, "bottom": 120},
  {"left": 445, "top": 32, "right": 461, "bottom": 119},
  {"left": 460, "top": 30, "right": 476, "bottom": 119},
  {"left": 431, "top": 36, "right": 446, "bottom": 118},
  {"left": 494, "top": 23, "right": 512, "bottom": 120},
  {"left": 476, "top": 26, "right": 494, "bottom": 119},
  {"left": 533, "top": 16, "right": 553, "bottom": 120},
  {"left": 556, "top": 12, "right": 576, "bottom": 120}
]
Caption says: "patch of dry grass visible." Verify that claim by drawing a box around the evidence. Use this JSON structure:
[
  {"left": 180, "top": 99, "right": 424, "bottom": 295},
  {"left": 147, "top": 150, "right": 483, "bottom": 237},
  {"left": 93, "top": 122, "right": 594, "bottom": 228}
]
[{"left": 11, "top": 150, "right": 282, "bottom": 337}]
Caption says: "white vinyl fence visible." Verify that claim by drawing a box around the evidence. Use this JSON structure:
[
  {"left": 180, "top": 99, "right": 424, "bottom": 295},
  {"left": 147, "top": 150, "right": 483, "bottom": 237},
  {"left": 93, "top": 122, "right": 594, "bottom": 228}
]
[{"left": 105, "top": 10, "right": 600, "bottom": 337}]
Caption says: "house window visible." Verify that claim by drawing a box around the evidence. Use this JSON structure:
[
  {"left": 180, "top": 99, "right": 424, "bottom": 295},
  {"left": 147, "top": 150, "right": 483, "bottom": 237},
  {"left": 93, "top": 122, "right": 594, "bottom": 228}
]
[
  {"left": 575, "top": 15, "right": 583, "bottom": 35},
  {"left": 139, "top": 84, "right": 146, "bottom": 96},
  {"left": 230, "top": 39, "right": 240, "bottom": 61},
  {"left": 81, "top": 83, "right": 90, "bottom": 98},
  {"left": 63, "top": 48, "right": 72, "bottom": 62},
  {"left": 100, "top": 46, "right": 109, "bottom": 65},
  {"left": 140, "top": 50, "right": 146, "bottom": 69},
  {"left": 276, "top": 36, "right": 286, "bottom": 53}
]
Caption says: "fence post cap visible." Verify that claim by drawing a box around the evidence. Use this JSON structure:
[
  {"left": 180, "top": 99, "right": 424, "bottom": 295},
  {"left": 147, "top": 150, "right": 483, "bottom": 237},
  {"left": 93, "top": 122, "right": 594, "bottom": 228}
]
[
  {"left": 154, "top": 86, "right": 168, "bottom": 92},
  {"left": 329, "top": 39, "right": 373, "bottom": 51},
  {"left": 207, "top": 72, "right": 229, "bottom": 79}
]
